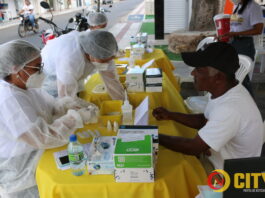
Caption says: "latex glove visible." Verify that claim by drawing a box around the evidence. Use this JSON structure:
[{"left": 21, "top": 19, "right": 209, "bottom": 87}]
[
  {"left": 152, "top": 107, "right": 171, "bottom": 121},
  {"left": 78, "top": 105, "right": 99, "bottom": 124},
  {"left": 60, "top": 96, "right": 98, "bottom": 110},
  {"left": 99, "top": 69, "right": 125, "bottom": 100}
]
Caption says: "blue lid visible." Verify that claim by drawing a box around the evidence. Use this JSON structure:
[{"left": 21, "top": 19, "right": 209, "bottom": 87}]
[{"left": 69, "top": 134, "right": 77, "bottom": 142}]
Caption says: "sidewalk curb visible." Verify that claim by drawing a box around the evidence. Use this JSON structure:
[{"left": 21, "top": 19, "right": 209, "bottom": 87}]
[{"left": 0, "top": 7, "right": 86, "bottom": 30}]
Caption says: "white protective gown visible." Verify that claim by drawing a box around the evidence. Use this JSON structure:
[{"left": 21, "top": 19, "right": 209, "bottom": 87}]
[
  {"left": 0, "top": 80, "right": 85, "bottom": 198},
  {"left": 41, "top": 31, "right": 124, "bottom": 100},
  {"left": 41, "top": 31, "right": 95, "bottom": 97}
]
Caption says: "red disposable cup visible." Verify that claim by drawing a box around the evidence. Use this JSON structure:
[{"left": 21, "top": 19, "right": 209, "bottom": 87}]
[{"left": 214, "top": 14, "right": 231, "bottom": 42}]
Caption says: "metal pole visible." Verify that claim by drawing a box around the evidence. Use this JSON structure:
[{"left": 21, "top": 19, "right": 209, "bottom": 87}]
[{"left": 97, "top": 0, "right": 100, "bottom": 12}]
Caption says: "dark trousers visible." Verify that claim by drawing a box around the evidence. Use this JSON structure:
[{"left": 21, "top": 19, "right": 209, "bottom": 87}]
[{"left": 229, "top": 37, "right": 255, "bottom": 97}]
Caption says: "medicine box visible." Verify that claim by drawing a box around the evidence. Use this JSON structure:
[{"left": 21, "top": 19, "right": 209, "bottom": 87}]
[
  {"left": 132, "top": 43, "right": 145, "bottom": 55},
  {"left": 87, "top": 136, "right": 116, "bottom": 175},
  {"left": 145, "top": 68, "right": 163, "bottom": 84},
  {"left": 145, "top": 83, "right": 163, "bottom": 92},
  {"left": 126, "top": 67, "right": 144, "bottom": 83},
  {"left": 114, "top": 135, "right": 154, "bottom": 182},
  {"left": 118, "top": 125, "right": 159, "bottom": 165},
  {"left": 126, "top": 67, "right": 145, "bottom": 92},
  {"left": 114, "top": 168, "right": 154, "bottom": 183}
]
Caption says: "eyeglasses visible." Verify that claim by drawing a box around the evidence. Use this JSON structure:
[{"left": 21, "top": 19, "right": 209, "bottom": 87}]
[{"left": 25, "top": 63, "right": 44, "bottom": 74}]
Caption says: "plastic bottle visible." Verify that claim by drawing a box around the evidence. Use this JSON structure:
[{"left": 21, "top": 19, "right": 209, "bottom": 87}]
[
  {"left": 130, "top": 36, "right": 136, "bottom": 48},
  {"left": 68, "top": 134, "right": 86, "bottom": 176},
  {"left": 128, "top": 52, "right": 135, "bottom": 68},
  {"left": 122, "top": 91, "right": 133, "bottom": 125}
]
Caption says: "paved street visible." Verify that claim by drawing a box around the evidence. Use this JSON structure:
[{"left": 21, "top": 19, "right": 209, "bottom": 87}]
[{"left": 0, "top": 0, "right": 143, "bottom": 48}]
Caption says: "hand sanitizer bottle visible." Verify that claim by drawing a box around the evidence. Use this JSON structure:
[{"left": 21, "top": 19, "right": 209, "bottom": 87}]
[{"left": 122, "top": 91, "right": 133, "bottom": 125}]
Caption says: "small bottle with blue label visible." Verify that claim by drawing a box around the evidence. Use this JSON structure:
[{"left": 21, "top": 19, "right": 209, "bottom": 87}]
[{"left": 68, "top": 134, "right": 86, "bottom": 176}]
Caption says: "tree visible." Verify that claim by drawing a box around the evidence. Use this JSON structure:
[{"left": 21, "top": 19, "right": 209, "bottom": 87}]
[{"left": 189, "top": 0, "right": 226, "bottom": 31}]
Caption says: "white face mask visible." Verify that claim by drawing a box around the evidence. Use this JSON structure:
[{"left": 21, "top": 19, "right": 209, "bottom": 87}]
[
  {"left": 26, "top": 72, "right": 45, "bottom": 89},
  {"left": 21, "top": 67, "right": 45, "bottom": 89},
  {"left": 92, "top": 60, "right": 113, "bottom": 71},
  {"left": 230, "top": 0, "right": 240, "bottom": 4}
]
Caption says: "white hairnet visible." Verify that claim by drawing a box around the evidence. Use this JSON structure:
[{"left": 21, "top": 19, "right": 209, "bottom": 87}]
[
  {"left": 87, "top": 12, "right": 108, "bottom": 26},
  {"left": 0, "top": 40, "right": 40, "bottom": 79},
  {"left": 78, "top": 30, "right": 118, "bottom": 59}
]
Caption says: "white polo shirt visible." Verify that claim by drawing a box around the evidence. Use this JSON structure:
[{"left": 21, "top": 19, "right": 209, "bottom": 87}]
[{"left": 199, "top": 84, "right": 263, "bottom": 169}]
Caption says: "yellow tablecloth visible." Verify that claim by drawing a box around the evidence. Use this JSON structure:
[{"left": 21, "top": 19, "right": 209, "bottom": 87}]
[
  {"left": 116, "top": 49, "right": 180, "bottom": 91},
  {"left": 36, "top": 74, "right": 207, "bottom": 198}
]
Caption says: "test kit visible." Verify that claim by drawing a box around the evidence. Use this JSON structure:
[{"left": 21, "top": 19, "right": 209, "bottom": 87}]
[
  {"left": 114, "top": 135, "right": 154, "bottom": 182},
  {"left": 87, "top": 136, "right": 116, "bottom": 175}
]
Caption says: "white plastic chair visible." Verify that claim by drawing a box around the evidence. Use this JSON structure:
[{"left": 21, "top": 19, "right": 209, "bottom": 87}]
[
  {"left": 184, "top": 54, "right": 254, "bottom": 113},
  {"left": 235, "top": 54, "right": 254, "bottom": 83},
  {"left": 196, "top": 37, "right": 216, "bottom": 51},
  {"left": 253, "top": 22, "right": 265, "bottom": 75},
  {"left": 263, "top": 120, "right": 265, "bottom": 142},
  {"left": 261, "top": 120, "right": 265, "bottom": 157}
]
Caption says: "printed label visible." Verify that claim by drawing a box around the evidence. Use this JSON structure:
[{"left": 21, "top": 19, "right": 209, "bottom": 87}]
[{"left": 68, "top": 152, "right": 84, "bottom": 162}]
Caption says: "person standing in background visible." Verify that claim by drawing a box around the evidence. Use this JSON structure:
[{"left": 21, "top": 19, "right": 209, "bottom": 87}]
[{"left": 219, "top": 0, "right": 264, "bottom": 96}]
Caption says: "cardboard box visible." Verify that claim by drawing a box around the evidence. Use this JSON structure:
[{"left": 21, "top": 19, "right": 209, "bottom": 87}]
[
  {"left": 126, "top": 67, "right": 144, "bottom": 83},
  {"left": 132, "top": 43, "right": 145, "bottom": 59},
  {"left": 114, "top": 135, "right": 154, "bottom": 182},
  {"left": 87, "top": 136, "right": 116, "bottom": 175},
  {"left": 126, "top": 82, "right": 145, "bottom": 92},
  {"left": 118, "top": 125, "right": 159, "bottom": 165},
  {"left": 114, "top": 168, "right": 154, "bottom": 183},
  {"left": 126, "top": 67, "right": 145, "bottom": 92},
  {"left": 145, "top": 83, "right": 163, "bottom": 92},
  {"left": 145, "top": 68, "right": 163, "bottom": 84}
]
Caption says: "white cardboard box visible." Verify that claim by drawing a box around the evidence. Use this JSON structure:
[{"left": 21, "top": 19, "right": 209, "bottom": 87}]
[
  {"left": 126, "top": 67, "right": 145, "bottom": 92},
  {"left": 145, "top": 68, "right": 163, "bottom": 84},
  {"left": 145, "top": 84, "right": 163, "bottom": 92},
  {"left": 114, "top": 135, "right": 154, "bottom": 182},
  {"left": 114, "top": 168, "right": 154, "bottom": 183},
  {"left": 118, "top": 125, "right": 159, "bottom": 167}
]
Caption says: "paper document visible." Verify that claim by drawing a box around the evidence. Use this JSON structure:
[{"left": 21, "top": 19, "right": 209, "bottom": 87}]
[
  {"left": 134, "top": 96, "right": 149, "bottom": 125},
  {"left": 141, "top": 59, "right": 155, "bottom": 70},
  {"left": 118, "top": 57, "right": 129, "bottom": 62}
]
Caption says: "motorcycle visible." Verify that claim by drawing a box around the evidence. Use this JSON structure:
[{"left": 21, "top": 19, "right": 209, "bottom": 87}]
[
  {"left": 39, "top": 1, "right": 74, "bottom": 44},
  {"left": 94, "top": 0, "right": 113, "bottom": 5},
  {"left": 71, "top": 12, "right": 89, "bottom": 32},
  {"left": 18, "top": 14, "right": 39, "bottom": 38}
]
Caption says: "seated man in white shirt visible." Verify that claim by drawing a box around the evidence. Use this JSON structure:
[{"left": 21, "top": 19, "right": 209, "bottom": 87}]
[{"left": 152, "top": 42, "right": 264, "bottom": 170}]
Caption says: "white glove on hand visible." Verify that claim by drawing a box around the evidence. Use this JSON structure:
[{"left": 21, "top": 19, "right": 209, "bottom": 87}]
[
  {"left": 78, "top": 105, "right": 99, "bottom": 124},
  {"left": 60, "top": 96, "right": 98, "bottom": 110}
]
